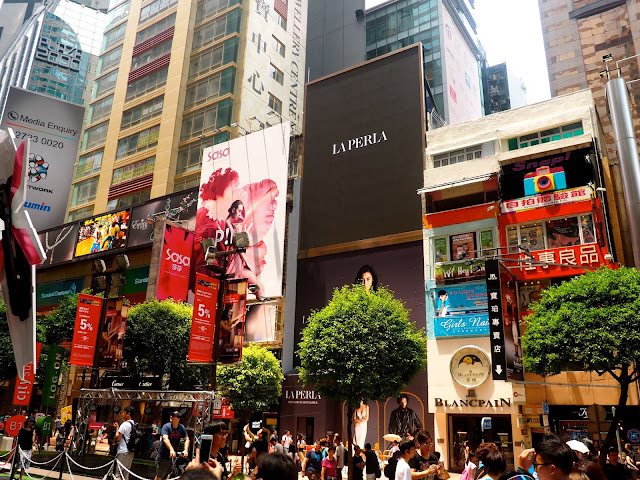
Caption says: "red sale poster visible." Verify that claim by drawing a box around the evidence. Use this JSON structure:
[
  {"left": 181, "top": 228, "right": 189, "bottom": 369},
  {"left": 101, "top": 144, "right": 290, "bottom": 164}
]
[
  {"left": 13, "top": 342, "right": 42, "bottom": 405},
  {"left": 157, "top": 224, "right": 194, "bottom": 302},
  {"left": 187, "top": 273, "right": 220, "bottom": 363},
  {"left": 70, "top": 294, "right": 103, "bottom": 366}
]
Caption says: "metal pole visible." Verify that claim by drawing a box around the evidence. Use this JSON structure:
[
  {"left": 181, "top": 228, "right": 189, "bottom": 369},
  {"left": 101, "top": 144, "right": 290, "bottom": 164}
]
[{"left": 605, "top": 77, "right": 640, "bottom": 266}]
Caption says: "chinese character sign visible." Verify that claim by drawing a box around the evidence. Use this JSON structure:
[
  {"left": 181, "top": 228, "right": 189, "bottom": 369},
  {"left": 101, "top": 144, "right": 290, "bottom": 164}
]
[
  {"left": 485, "top": 260, "right": 506, "bottom": 381},
  {"left": 506, "top": 243, "right": 606, "bottom": 280},
  {"left": 501, "top": 186, "right": 592, "bottom": 213}
]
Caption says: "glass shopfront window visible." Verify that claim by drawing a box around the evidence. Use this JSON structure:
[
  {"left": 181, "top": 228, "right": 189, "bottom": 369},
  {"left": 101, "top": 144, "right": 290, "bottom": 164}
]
[{"left": 506, "top": 214, "right": 596, "bottom": 254}]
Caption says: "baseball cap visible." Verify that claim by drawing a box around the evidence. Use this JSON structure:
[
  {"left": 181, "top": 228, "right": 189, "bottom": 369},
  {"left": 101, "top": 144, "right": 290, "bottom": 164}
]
[{"left": 170, "top": 411, "right": 182, "bottom": 418}]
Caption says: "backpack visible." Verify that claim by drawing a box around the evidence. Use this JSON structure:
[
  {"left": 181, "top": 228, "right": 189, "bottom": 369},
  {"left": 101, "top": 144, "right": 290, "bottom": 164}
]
[
  {"left": 461, "top": 463, "right": 474, "bottom": 480},
  {"left": 384, "top": 457, "right": 398, "bottom": 480},
  {"left": 126, "top": 420, "right": 143, "bottom": 452}
]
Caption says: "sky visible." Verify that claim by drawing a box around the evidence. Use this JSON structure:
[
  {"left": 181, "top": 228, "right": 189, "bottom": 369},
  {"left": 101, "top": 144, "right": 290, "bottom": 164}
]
[{"left": 365, "top": 0, "right": 552, "bottom": 105}]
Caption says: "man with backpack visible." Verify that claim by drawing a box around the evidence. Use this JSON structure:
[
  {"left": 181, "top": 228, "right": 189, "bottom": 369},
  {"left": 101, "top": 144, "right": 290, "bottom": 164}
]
[{"left": 114, "top": 406, "right": 137, "bottom": 480}]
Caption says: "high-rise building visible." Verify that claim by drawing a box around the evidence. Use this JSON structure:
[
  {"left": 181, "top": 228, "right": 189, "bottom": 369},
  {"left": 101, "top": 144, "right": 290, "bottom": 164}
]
[
  {"left": 365, "top": 0, "right": 484, "bottom": 124},
  {"left": 537, "top": 0, "right": 639, "bottom": 263},
  {"left": 67, "top": 0, "right": 307, "bottom": 222},
  {"left": 483, "top": 62, "right": 527, "bottom": 114}
]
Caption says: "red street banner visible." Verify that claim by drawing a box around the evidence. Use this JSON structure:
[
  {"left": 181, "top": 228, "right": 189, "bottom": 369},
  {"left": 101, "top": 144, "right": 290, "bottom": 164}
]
[
  {"left": 96, "top": 298, "right": 129, "bottom": 369},
  {"left": 188, "top": 273, "right": 220, "bottom": 363},
  {"left": 13, "top": 342, "right": 42, "bottom": 405},
  {"left": 219, "top": 279, "right": 247, "bottom": 364},
  {"left": 157, "top": 224, "right": 194, "bottom": 302},
  {"left": 70, "top": 294, "right": 103, "bottom": 366}
]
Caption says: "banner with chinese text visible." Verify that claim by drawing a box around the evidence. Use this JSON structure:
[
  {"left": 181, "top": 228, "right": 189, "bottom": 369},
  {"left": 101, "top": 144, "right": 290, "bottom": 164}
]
[{"left": 188, "top": 273, "right": 220, "bottom": 363}]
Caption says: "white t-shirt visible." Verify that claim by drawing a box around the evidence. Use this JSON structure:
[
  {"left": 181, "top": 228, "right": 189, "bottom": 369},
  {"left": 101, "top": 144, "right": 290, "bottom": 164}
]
[
  {"left": 117, "top": 420, "right": 133, "bottom": 455},
  {"left": 282, "top": 434, "right": 292, "bottom": 448},
  {"left": 395, "top": 457, "right": 412, "bottom": 480}
]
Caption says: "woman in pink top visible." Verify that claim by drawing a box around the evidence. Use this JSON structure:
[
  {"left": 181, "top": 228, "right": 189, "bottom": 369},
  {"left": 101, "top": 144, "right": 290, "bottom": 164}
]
[{"left": 322, "top": 446, "right": 339, "bottom": 480}]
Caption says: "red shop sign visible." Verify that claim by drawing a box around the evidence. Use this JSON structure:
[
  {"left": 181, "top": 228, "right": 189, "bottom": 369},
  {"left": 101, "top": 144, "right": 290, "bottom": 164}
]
[{"left": 13, "top": 343, "right": 43, "bottom": 405}]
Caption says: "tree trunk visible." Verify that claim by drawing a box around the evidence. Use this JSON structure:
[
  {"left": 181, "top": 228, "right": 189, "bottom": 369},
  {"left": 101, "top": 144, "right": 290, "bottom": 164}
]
[
  {"left": 599, "top": 366, "right": 630, "bottom": 467},
  {"left": 347, "top": 405, "right": 354, "bottom": 480}
]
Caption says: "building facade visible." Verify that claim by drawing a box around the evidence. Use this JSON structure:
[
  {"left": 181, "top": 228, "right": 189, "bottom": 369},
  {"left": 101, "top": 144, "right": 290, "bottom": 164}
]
[
  {"left": 421, "top": 89, "right": 633, "bottom": 470},
  {"left": 483, "top": 62, "right": 527, "bottom": 114}
]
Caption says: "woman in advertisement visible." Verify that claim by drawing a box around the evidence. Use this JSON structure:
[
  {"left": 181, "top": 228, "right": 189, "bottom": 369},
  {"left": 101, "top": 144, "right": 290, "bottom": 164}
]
[
  {"left": 353, "top": 401, "right": 369, "bottom": 449},
  {"left": 355, "top": 265, "right": 378, "bottom": 293}
]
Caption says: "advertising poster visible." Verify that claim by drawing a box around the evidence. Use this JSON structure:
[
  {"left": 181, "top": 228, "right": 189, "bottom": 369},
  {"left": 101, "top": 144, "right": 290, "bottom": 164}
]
[
  {"left": 219, "top": 280, "right": 247, "bottom": 364},
  {"left": 188, "top": 273, "right": 220, "bottom": 363},
  {"left": 500, "top": 263, "right": 523, "bottom": 381},
  {"left": 0, "top": 87, "right": 84, "bottom": 231},
  {"left": 38, "top": 223, "right": 79, "bottom": 267},
  {"left": 13, "top": 343, "right": 42, "bottom": 406},
  {"left": 157, "top": 224, "right": 194, "bottom": 302},
  {"left": 75, "top": 210, "right": 129, "bottom": 257},
  {"left": 194, "top": 123, "right": 289, "bottom": 299},
  {"left": 435, "top": 259, "right": 486, "bottom": 285},
  {"left": 450, "top": 232, "right": 476, "bottom": 260},
  {"left": 480, "top": 230, "right": 494, "bottom": 254},
  {"left": 434, "top": 237, "right": 448, "bottom": 262},
  {"left": 95, "top": 298, "right": 128, "bottom": 369},
  {"left": 244, "top": 303, "right": 277, "bottom": 343},
  {"left": 70, "top": 293, "right": 103, "bottom": 366},
  {"left": 431, "top": 284, "right": 489, "bottom": 337},
  {"left": 41, "top": 345, "right": 65, "bottom": 407}
]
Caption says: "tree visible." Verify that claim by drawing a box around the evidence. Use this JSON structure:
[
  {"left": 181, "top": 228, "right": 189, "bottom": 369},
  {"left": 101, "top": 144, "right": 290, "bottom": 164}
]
[
  {"left": 521, "top": 266, "right": 640, "bottom": 465},
  {"left": 123, "top": 300, "right": 209, "bottom": 390},
  {"left": 298, "top": 284, "right": 427, "bottom": 479}
]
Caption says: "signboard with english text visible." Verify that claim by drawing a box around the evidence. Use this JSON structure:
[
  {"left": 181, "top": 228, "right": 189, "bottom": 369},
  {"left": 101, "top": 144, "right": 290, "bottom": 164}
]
[
  {"left": 157, "top": 224, "right": 193, "bottom": 302},
  {"left": 70, "top": 294, "right": 103, "bottom": 366}
]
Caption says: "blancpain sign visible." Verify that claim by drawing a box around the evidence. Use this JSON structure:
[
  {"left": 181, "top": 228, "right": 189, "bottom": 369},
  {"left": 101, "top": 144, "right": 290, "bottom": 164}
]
[{"left": 332, "top": 131, "right": 388, "bottom": 155}]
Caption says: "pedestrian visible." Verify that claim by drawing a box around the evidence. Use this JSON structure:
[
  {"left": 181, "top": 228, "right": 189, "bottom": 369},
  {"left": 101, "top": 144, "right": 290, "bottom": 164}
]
[
  {"left": 202, "top": 420, "right": 241, "bottom": 480},
  {"left": 270, "top": 436, "right": 284, "bottom": 454},
  {"left": 475, "top": 443, "right": 499, "bottom": 480},
  {"left": 322, "top": 446, "right": 339, "bottom": 480},
  {"left": 18, "top": 417, "right": 35, "bottom": 480},
  {"left": 153, "top": 411, "right": 189, "bottom": 480},
  {"left": 352, "top": 445, "right": 365, "bottom": 480},
  {"left": 303, "top": 440, "right": 324, "bottom": 480},
  {"left": 604, "top": 447, "right": 628, "bottom": 480},
  {"left": 181, "top": 448, "right": 223, "bottom": 480},
  {"left": 363, "top": 443, "right": 380, "bottom": 480},
  {"left": 623, "top": 445, "right": 638, "bottom": 479},
  {"left": 282, "top": 430, "right": 293, "bottom": 457},
  {"left": 518, "top": 435, "right": 572, "bottom": 480},
  {"left": 257, "top": 452, "right": 297, "bottom": 480},
  {"left": 461, "top": 451, "right": 479, "bottom": 480},
  {"left": 477, "top": 451, "right": 507, "bottom": 480},
  {"left": 571, "top": 460, "right": 607, "bottom": 480},
  {"left": 396, "top": 438, "right": 417, "bottom": 480},
  {"left": 114, "top": 406, "right": 136, "bottom": 480},
  {"left": 334, "top": 434, "right": 346, "bottom": 479}
]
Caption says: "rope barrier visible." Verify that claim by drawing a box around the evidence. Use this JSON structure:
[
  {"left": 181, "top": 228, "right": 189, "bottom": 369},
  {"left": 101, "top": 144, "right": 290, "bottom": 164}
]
[
  {"left": 19, "top": 448, "right": 64, "bottom": 466},
  {"left": 0, "top": 447, "right": 15, "bottom": 460},
  {"left": 66, "top": 452, "right": 77, "bottom": 480},
  {"left": 21, "top": 450, "right": 63, "bottom": 480},
  {"left": 66, "top": 454, "right": 115, "bottom": 471},
  {"left": 116, "top": 458, "right": 180, "bottom": 480}
]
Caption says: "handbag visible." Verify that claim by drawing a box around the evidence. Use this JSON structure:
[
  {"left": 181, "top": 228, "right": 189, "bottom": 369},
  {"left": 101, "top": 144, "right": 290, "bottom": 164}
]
[{"left": 438, "top": 468, "right": 451, "bottom": 480}]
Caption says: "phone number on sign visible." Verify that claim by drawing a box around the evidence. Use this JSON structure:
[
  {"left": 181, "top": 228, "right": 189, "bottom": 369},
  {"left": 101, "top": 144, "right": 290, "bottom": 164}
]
[{"left": 13, "top": 131, "right": 64, "bottom": 149}]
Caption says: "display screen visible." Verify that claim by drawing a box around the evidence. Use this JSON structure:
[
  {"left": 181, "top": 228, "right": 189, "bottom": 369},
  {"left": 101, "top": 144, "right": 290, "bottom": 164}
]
[{"left": 75, "top": 210, "right": 130, "bottom": 257}]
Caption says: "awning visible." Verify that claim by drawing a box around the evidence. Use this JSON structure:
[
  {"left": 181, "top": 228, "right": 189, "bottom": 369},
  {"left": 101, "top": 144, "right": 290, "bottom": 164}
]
[{"left": 417, "top": 173, "right": 494, "bottom": 195}]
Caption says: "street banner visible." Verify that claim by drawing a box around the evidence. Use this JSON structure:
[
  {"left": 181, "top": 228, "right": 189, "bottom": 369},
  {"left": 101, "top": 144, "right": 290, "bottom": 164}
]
[
  {"left": 188, "top": 273, "right": 221, "bottom": 363},
  {"left": 0, "top": 87, "right": 84, "bottom": 231},
  {"left": 96, "top": 298, "right": 129, "bottom": 369},
  {"left": 41, "top": 345, "right": 65, "bottom": 407},
  {"left": 194, "top": 122, "right": 289, "bottom": 299},
  {"left": 13, "top": 342, "right": 42, "bottom": 405},
  {"left": 157, "top": 223, "right": 194, "bottom": 302},
  {"left": 70, "top": 293, "right": 103, "bottom": 366},
  {"left": 219, "top": 279, "right": 247, "bottom": 364}
]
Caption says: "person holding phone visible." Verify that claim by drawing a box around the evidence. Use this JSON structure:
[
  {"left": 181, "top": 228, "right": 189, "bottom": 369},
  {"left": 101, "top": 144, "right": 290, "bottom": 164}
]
[
  {"left": 409, "top": 432, "right": 440, "bottom": 480},
  {"left": 202, "top": 421, "right": 242, "bottom": 480}
]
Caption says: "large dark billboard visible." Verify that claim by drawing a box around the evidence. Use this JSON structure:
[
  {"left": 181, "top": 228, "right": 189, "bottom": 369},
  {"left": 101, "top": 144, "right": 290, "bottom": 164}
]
[{"left": 301, "top": 44, "right": 426, "bottom": 250}]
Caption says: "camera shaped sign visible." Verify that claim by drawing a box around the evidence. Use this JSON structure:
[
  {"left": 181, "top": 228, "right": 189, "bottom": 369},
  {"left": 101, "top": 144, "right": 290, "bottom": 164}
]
[{"left": 523, "top": 166, "right": 567, "bottom": 196}]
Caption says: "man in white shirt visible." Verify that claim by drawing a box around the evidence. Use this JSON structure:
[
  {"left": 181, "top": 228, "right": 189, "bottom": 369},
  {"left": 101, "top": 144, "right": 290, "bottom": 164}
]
[
  {"left": 334, "top": 433, "right": 346, "bottom": 480},
  {"left": 281, "top": 430, "right": 293, "bottom": 457},
  {"left": 396, "top": 439, "right": 416, "bottom": 480},
  {"left": 114, "top": 406, "right": 136, "bottom": 480}
]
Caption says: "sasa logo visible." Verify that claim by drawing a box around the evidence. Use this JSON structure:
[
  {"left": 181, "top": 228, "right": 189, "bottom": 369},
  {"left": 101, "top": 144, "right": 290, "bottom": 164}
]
[
  {"left": 207, "top": 147, "right": 230, "bottom": 161},
  {"left": 166, "top": 248, "right": 191, "bottom": 267}
]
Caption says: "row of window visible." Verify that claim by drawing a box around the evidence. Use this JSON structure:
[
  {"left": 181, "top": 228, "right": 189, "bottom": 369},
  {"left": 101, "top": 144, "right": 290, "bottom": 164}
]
[
  {"left": 195, "top": 0, "right": 240, "bottom": 25},
  {"left": 272, "top": 35, "right": 285, "bottom": 57},
  {"left": 121, "top": 95, "right": 164, "bottom": 130},
  {"left": 140, "top": 0, "right": 178, "bottom": 25},
  {"left": 180, "top": 98, "right": 232, "bottom": 141},
  {"left": 116, "top": 125, "right": 160, "bottom": 159},
  {"left": 106, "top": 188, "right": 151, "bottom": 210},
  {"left": 82, "top": 121, "right": 108, "bottom": 151},
  {"left": 112, "top": 156, "right": 155, "bottom": 184},
  {"left": 366, "top": 0, "right": 438, "bottom": 46},
  {"left": 105, "top": 0, "right": 130, "bottom": 30},
  {"left": 97, "top": 45, "right": 122, "bottom": 75},
  {"left": 75, "top": 149, "right": 103, "bottom": 180},
  {"left": 102, "top": 22, "right": 127, "bottom": 53},
  {"left": 268, "top": 92, "right": 282, "bottom": 115},
  {"left": 126, "top": 67, "right": 168, "bottom": 101},
  {"left": 192, "top": 8, "right": 241, "bottom": 51},
  {"left": 93, "top": 69, "right": 118, "bottom": 99},
  {"left": 269, "top": 63, "right": 284, "bottom": 85},
  {"left": 136, "top": 12, "right": 175, "bottom": 45},
  {"left": 508, "top": 122, "right": 584, "bottom": 151},
  {"left": 71, "top": 176, "right": 98, "bottom": 208},
  {"left": 184, "top": 68, "right": 234, "bottom": 110},
  {"left": 433, "top": 229, "right": 495, "bottom": 263},
  {"left": 433, "top": 145, "right": 482, "bottom": 168},
  {"left": 506, "top": 215, "right": 596, "bottom": 254},
  {"left": 188, "top": 37, "right": 238, "bottom": 80},
  {"left": 68, "top": 205, "right": 94, "bottom": 222},
  {"left": 88, "top": 95, "right": 113, "bottom": 124},
  {"left": 131, "top": 39, "right": 172, "bottom": 71}
]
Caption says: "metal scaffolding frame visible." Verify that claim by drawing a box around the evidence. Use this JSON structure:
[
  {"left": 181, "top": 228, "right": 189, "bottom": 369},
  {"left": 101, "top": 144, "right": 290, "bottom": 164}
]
[{"left": 75, "top": 389, "right": 216, "bottom": 455}]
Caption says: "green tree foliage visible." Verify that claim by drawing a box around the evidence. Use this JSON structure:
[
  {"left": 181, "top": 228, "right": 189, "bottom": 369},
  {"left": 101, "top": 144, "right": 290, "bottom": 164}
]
[
  {"left": 522, "top": 266, "right": 640, "bottom": 464},
  {"left": 217, "top": 344, "right": 284, "bottom": 418},
  {"left": 123, "top": 300, "right": 208, "bottom": 390}
]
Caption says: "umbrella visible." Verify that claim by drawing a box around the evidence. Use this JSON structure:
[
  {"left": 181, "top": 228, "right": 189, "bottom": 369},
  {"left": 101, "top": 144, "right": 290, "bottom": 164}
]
[
  {"left": 383, "top": 434, "right": 402, "bottom": 442},
  {"left": 567, "top": 440, "right": 589, "bottom": 454}
]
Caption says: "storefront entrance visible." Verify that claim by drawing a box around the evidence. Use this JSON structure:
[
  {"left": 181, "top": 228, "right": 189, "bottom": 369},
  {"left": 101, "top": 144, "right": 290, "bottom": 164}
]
[{"left": 448, "top": 414, "right": 514, "bottom": 472}]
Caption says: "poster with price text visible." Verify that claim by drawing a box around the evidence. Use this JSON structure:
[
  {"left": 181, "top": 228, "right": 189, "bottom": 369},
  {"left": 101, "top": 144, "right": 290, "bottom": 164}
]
[
  {"left": 188, "top": 273, "right": 220, "bottom": 363},
  {"left": 70, "top": 294, "right": 103, "bottom": 366},
  {"left": 13, "top": 342, "right": 42, "bottom": 406},
  {"left": 157, "top": 224, "right": 194, "bottom": 302},
  {"left": 0, "top": 87, "right": 84, "bottom": 231},
  {"left": 219, "top": 279, "right": 247, "bottom": 364}
]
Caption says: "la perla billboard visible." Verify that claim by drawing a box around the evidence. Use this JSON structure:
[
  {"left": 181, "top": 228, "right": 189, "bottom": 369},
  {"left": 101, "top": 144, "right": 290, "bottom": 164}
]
[{"left": 1, "top": 87, "right": 84, "bottom": 231}]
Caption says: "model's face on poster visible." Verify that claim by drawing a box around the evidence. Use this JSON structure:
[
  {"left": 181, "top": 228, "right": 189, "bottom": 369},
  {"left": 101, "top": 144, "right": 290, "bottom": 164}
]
[
  {"left": 400, "top": 398, "right": 408, "bottom": 409},
  {"left": 362, "top": 272, "right": 373, "bottom": 290}
]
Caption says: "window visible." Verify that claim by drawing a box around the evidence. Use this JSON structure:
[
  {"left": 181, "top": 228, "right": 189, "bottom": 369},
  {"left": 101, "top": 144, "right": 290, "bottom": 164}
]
[
  {"left": 433, "top": 144, "right": 484, "bottom": 168},
  {"left": 105, "top": 0, "right": 130, "bottom": 29},
  {"left": 433, "top": 228, "right": 495, "bottom": 263},
  {"left": 188, "top": 37, "right": 238, "bottom": 80},
  {"left": 126, "top": 67, "right": 168, "bottom": 101},
  {"left": 87, "top": 95, "right": 113, "bottom": 124},
  {"left": 184, "top": 68, "right": 234, "bottom": 109},
  {"left": 93, "top": 69, "right": 118, "bottom": 99},
  {"left": 192, "top": 9, "right": 241, "bottom": 50},
  {"left": 271, "top": 35, "right": 285, "bottom": 57},
  {"left": 67, "top": 205, "right": 94, "bottom": 222},
  {"left": 136, "top": 13, "right": 175, "bottom": 44},
  {"left": 174, "top": 174, "right": 201, "bottom": 192},
  {"left": 75, "top": 150, "right": 103, "bottom": 179},
  {"left": 268, "top": 93, "right": 282, "bottom": 114},
  {"left": 97, "top": 46, "right": 122, "bottom": 75},
  {"left": 276, "top": 12, "right": 286, "bottom": 30},
  {"left": 139, "top": 0, "right": 179, "bottom": 25},
  {"left": 71, "top": 177, "right": 98, "bottom": 207},
  {"left": 101, "top": 22, "right": 127, "bottom": 52},
  {"left": 112, "top": 157, "right": 155, "bottom": 184},
  {"left": 131, "top": 39, "right": 172, "bottom": 70},
  {"left": 177, "top": 143, "right": 205, "bottom": 175},
  {"left": 121, "top": 95, "right": 164, "bottom": 129},
  {"left": 269, "top": 64, "right": 284, "bottom": 84},
  {"left": 180, "top": 98, "right": 232, "bottom": 141},
  {"left": 508, "top": 121, "right": 584, "bottom": 151},
  {"left": 116, "top": 125, "right": 160, "bottom": 159},
  {"left": 506, "top": 214, "right": 595, "bottom": 253},
  {"left": 82, "top": 122, "right": 108, "bottom": 151},
  {"left": 107, "top": 188, "right": 151, "bottom": 210},
  {"left": 195, "top": 0, "right": 240, "bottom": 24}
]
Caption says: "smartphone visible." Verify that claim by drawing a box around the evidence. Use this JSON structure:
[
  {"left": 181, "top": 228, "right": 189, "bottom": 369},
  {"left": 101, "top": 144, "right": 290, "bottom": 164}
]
[{"left": 199, "top": 435, "right": 213, "bottom": 463}]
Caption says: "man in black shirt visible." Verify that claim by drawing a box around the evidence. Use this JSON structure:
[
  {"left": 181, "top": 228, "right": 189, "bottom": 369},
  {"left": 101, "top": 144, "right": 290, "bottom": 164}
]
[
  {"left": 303, "top": 441, "right": 323, "bottom": 480},
  {"left": 408, "top": 432, "right": 440, "bottom": 480},
  {"left": 352, "top": 445, "right": 365, "bottom": 480},
  {"left": 18, "top": 417, "right": 35, "bottom": 480},
  {"left": 203, "top": 421, "right": 241, "bottom": 480},
  {"left": 389, "top": 394, "right": 423, "bottom": 440},
  {"left": 364, "top": 443, "right": 379, "bottom": 480},
  {"left": 604, "top": 448, "right": 628, "bottom": 480}
]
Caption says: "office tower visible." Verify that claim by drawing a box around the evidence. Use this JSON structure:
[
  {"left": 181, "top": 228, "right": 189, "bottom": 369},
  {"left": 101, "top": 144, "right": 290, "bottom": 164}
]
[
  {"left": 483, "top": 62, "right": 527, "bottom": 114},
  {"left": 68, "top": 0, "right": 306, "bottom": 222}
]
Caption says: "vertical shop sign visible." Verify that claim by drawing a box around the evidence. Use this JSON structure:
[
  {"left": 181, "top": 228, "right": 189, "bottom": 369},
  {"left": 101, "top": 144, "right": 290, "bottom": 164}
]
[
  {"left": 157, "top": 224, "right": 194, "bottom": 302},
  {"left": 41, "top": 345, "right": 65, "bottom": 407},
  {"left": 95, "top": 298, "right": 129, "bottom": 369},
  {"left": 13, "top": 342, "right": 42, "bottom": 405},
  {"left": 188, "top": 273, "right": 221, "bottom": 363},
  {"left": 70, "top": 294, "right": 103, "bottom": 366},
  {"left": 486, "top": 260, "right": 506, "bottom": 380},
  {"left": 218, "top": 280, "right": 247, "bottom": 364}
]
